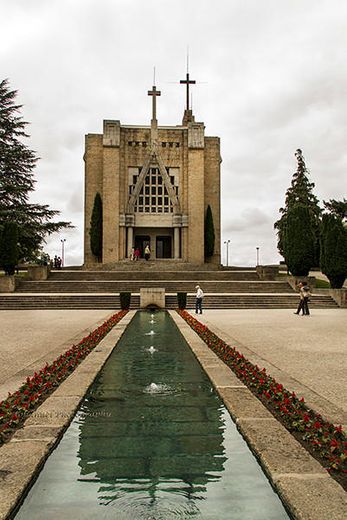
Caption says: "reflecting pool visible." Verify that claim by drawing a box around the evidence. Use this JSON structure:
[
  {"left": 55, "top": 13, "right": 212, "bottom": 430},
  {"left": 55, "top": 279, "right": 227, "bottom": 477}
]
[{"left": 15, "top": 311, "right": 290, "bottom": 519}]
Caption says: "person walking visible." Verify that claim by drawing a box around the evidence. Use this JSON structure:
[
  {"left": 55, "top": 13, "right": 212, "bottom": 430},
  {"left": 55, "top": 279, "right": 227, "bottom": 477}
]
[
  {"left": 195, "top": 284, "right": 204, "bottom": 314},
  {"left": 301, "top": 283, "right": 311, "bottom": 316},
  {"left": 294, "top": 282, "right": 304, "bottom": 315},
  {"left": 144, "top": 244, "right": 151, "bottom": 261},
  {"left": 294, "top": 282, "right": 311, "bottom": 315}
]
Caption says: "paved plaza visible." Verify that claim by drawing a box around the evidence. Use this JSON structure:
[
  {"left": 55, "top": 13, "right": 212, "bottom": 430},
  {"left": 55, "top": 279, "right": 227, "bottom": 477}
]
[
  {"left": 190, "top": 308, "right": 347, "bottom": 427},
  {"left": 0, "top": 310, "right": 112, "bottom": 401},
  {"left": 0, "top": 308, "right": 346, "bottom": 427}
]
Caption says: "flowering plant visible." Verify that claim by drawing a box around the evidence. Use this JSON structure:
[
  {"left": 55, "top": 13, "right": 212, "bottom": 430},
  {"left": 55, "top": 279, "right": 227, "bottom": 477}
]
[
  {"left": 0, "top": 310, "right": 128, "bottom": 444},
  {"left": 178, "top": 310, "right": 346, "bottom": 476}
]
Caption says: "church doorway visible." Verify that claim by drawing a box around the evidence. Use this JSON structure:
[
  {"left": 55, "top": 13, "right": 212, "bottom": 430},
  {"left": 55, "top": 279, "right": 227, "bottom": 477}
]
[
  {"left": 156, "top": 236, "right": 172, "bottom": 259},
  {"left": 134, "top": 235, "right": 150, "bottom": 258}
]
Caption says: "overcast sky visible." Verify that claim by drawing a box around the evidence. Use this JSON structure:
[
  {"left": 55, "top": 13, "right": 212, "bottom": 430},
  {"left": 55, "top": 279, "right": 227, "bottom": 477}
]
[{"left": 1, "top": 0, "right": 346, "bottom": 266}]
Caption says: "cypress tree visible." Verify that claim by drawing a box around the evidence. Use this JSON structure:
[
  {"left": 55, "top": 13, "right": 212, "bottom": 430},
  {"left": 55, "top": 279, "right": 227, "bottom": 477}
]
[
  {"left": 0, "top": 222, "right": 19, "bottom": 275},
  {"left": 320, "top": 201, "right": 347, "bottom": 289},
  {"left": 275, "top": 149, "right": 321, "bottom": 270},
  {"left": 284, "top": 204, "right": 316, "bottom": 276},
  {"left": 204, "top": 204, "right": 215, "bottom": 258},
  {"left": 0, "top": 79, "right": 71, "bottom": 260},
  {"left": 89, "top": 192, "right": 103, "bottom": 261}
]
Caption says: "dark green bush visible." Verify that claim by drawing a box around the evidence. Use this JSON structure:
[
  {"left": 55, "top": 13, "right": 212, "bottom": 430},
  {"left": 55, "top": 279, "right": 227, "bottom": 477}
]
[
  {"left": 320, "top": 213, "right": 347, "bottom": 288},
  {"left": 177, "top": 292, "right": 187, "bottom": 310},
  {"left": 0, "top": 222, "right": 19, "bottom": 275},
  {"left": 120, "top": 292, "right": 131, "bottom": 310},
  {"left": 204, "top": 205, "right": 215, "bottom": 258},
  {"left": 90, "top": 192, "right": 103, "bottom": 262}
]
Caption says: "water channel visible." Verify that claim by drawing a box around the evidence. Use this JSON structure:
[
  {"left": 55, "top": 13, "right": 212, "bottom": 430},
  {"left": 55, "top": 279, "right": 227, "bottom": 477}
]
[{"left": 15, "top": 311, "right": 290, "bottom": 519}]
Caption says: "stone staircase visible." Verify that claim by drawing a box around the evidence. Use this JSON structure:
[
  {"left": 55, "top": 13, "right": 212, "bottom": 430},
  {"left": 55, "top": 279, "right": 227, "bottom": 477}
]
[
  {"left": 15, "top": 280, "right": 293, "bottom": 293},
  {"left": 0, "top": 293, "right": 337, "bottom": 310},
  {"left": 0, "top": 266, "right": 339, "bottom": 310}
]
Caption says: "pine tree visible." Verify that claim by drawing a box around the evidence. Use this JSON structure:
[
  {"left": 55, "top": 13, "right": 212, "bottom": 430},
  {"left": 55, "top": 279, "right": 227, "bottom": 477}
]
[
  {"left": 274, "top": 149, "right": 321, "bottom": 272},
  {"left": 320, "top": 200, "right": 347, "bottom": 289},
  {"left": 0, "top": 79, "right": 71, "bottom": 260},
  {"left": 204, "top": 204, "right": 215, "bottom": 258},
  {"left": 0, "top": 222, "right": 19, "bottom": 275},
  {"left": 89, "top": 192, "right": 103, "bottom": 261}
]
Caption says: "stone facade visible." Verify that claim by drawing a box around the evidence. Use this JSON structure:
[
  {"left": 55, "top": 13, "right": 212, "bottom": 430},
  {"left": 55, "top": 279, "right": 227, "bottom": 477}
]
[{"left": 84, "top": 98, "right": 221, "bottom": 267}]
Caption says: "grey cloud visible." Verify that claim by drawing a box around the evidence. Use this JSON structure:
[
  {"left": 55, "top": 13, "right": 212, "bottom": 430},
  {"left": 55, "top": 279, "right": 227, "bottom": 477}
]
[{"left": 1, "top": 0, "right": 346, "bottom": 266}]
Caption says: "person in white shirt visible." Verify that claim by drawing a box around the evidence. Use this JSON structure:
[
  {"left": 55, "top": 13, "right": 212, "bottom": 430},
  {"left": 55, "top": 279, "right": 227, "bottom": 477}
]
[{"left": 195, "top": 285, "right": 204, "bottom": 314}]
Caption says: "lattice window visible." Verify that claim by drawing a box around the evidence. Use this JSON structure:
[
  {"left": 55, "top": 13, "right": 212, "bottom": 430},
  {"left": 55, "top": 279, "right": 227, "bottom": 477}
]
[{"left": 128, "top": 167, "right": 179, "bottom": 214}]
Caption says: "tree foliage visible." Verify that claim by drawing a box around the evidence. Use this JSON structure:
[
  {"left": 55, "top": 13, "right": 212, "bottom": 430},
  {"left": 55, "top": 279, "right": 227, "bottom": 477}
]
[
  {"left": 0, "top": 222, "right": 19, "bottom": 275},
  {"left": 0, "top": 79, "right": 71, "bottom": 261},
  {"left": 204, "top": 204, "right": 215, "bottom": 258},
  {"left": 320, "top": 201, "right": 347, "bottom": 289},
  {"left": 284, "top": 204, "right": 316, "bottom": 276},
  {"left": 89, "top": 192, "right": 103, "bottom": 261},
  {"left": 323, "top": 198, "right": 347, "bottom": 221},
  {"left": 275, "top": 149, "right": 321, "bottom": 272}
]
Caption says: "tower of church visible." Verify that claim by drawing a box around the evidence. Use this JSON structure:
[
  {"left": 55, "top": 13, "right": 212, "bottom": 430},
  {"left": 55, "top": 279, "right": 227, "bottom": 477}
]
[{"left": 83, "top": 73, "right": 221, "bottom": 266}]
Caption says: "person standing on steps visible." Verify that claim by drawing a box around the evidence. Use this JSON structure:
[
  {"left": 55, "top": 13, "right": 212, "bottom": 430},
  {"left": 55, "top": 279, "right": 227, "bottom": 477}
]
[
  {"left": 144, "top": 244, "right": 151, "bottom": 261},
  {"left": 195, "top": 284, "right": 204, "bottom": 314}
]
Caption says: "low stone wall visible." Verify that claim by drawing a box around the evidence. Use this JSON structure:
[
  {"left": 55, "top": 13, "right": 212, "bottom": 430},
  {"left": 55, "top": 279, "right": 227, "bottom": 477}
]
[
  {"left": 256, "top": 265, "right": 279, "bottom": 280},
  {"left": 140, "top": 287, "right": 165, "bottom": 308},
  {"left": 26, "top": 265, "right": 50, "bottom": 281},
  {"left": 0, "top": 276, "right": 17, "bottom": 293},
  {"left": 329, "top": 288, "right": 347, "bottom": 308}
]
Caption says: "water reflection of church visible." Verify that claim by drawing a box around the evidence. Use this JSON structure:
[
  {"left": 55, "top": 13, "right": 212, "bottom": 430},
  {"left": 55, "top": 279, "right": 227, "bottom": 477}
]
[
  {"left": 77, "top": 311, "right": 226, "bottom": 505},
  {"left": 83, "top": 74, "right": 221, "bottom": 266}
]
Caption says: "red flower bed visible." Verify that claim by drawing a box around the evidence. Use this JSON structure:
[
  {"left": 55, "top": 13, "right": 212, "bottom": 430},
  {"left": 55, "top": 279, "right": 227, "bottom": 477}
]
[
  {"left": 0, "top": 310, "right": 128, "bottom": 444},
  {"left": 178, "top": 310, "right": 346, "bottom": 476}
]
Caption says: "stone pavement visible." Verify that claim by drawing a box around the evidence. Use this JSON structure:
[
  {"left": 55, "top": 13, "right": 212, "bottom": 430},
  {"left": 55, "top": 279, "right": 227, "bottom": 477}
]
[
  {"left": 189, "top": 308, "right": 347, "bottom": 427},
  {"left": 0, "top": 310, "right": 113, "bottom": 402}
]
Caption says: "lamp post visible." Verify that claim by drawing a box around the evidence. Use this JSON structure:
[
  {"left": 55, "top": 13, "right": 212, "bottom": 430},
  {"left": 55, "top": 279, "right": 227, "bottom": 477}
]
[
  {"left": 60, "top": 239, "right": 66, "bottom": 267},
  {"left": 224, "top": 239, "right": 231, "bottom": 266},
  {"left": 256, "top": 246, "right": 260, "bottom": 267}
]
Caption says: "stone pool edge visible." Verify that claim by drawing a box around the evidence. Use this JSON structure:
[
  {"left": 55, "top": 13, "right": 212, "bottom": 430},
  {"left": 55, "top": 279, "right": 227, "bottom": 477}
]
[
  {"left": 169, "top": 311, "right": 347, "bottom": 520},
  {"left": 0, "top": 310, "right": 136, "bottom": 520}
]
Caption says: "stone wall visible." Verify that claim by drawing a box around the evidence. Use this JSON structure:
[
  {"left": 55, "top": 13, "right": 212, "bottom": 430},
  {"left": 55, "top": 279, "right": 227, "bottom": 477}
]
[
  {"left": 0, "top": 276, "right": 16, "bottom": 292},
  {"left": 84, "top": 134, "right": 103, "bottom": 265},
  {"left": 204, "top": 137, "right": 221, "bottom": 265}
]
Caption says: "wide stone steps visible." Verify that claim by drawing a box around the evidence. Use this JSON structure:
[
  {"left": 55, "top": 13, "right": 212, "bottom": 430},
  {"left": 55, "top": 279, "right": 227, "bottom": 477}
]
[
  {"left": 0, "top": 294, "right": 337, "bottom": 310},
  {"left": 48, "top": 269, "right": 260, "bottom": 281},
  {"left": 16, "top": 280, "right": 292, "bottom": 293}
]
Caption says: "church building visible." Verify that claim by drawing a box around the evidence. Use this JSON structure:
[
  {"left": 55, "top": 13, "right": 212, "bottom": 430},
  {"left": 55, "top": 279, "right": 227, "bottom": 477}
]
[{"left": 83, "top": 74, "right": 221, "bottom": 266}]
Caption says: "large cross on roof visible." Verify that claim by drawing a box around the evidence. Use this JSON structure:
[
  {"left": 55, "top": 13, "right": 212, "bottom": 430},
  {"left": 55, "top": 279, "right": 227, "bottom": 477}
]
[
  {"left": 180, "top": 72, "right": 196, "bottom": 112},
  {"left": 148, "top": 85, "right": 161, "bottom": 123}
]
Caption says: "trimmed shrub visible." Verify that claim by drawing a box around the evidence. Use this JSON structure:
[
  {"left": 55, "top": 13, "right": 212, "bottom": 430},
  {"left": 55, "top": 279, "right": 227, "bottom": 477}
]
[
  {"left": 204, "top": 205, "right": 215, "bottom": 258},
  {"left": 120, "top": 292, "right": 131, "bottom": 310},
  {"left": 89, "top": 192, "right": 103, "bottom": 261}
]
